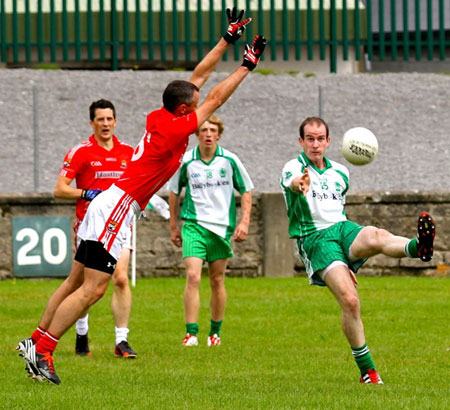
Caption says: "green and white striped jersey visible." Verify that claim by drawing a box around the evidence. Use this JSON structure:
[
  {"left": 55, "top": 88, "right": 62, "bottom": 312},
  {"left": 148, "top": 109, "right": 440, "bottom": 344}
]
[
  {"left": 168, "top": 145, "right": 254, "bottom": 239},
  {"left": 280, "top": 152, "right": 350, "bottom": 238}
]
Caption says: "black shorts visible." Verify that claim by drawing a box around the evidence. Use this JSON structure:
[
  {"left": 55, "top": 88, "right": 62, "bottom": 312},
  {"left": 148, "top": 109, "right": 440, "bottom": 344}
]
[{"left": 74, "top": 240, "right": 117, "bottom": 275}]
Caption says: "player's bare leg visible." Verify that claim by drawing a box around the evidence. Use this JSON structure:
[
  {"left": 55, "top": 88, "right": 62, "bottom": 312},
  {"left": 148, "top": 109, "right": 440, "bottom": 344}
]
[
  {"left": 208, "top": 258, "right": 228, "bottom": 322},
  {"left": 39, "top": 260, "right": 85, "bottom": 331},
  {"left": 207, "top": 258, "right": 228, "bottom": 346},
  {"left": 349, "top": 226, "right": 409, "bottom": 259},
  {"left": 182, "top": 257, "right": 203, "bottom": 346},
  {"left": 183, "top": 257, "right": 203, "bottom": 323},
  {"left": 324, "top": 265, "right": 365, "bottom": 347},
  {"left": 48, "top": 268, "right": 111, "bottom": 338}
]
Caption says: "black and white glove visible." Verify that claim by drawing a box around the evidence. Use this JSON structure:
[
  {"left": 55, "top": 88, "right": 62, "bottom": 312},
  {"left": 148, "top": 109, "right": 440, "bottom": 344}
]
[
  {"left": 81, "top": 189, "right": 102, "bottom": 201},
  {"left": 242, "top": 35, "right": 266, "bottom": 71},
  {"left": 223, "top": 7, "right": 252, "bottom": 44}
]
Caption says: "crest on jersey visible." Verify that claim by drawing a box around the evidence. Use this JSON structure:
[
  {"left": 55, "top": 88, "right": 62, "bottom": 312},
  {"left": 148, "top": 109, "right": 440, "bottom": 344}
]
[
  {"left": 107, "top": 220, "right": 119, "bottom": 233},
  {"left": 63, "top": 159, "right": 71, "bottom": 167},
  {"left": 220, "top": 168, "right": 226, "bottom": 178},
  {"left": 120, "top": 160, "right": 127, "bottom": 169}
]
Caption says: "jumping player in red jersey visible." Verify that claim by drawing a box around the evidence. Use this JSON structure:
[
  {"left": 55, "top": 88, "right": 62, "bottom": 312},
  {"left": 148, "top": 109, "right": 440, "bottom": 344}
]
[
  {"left": 18, "top": 6, "right": 266, "bottom": 385},
  {"left": 16, "top": 100, "right": 168, "bottom": 381}
]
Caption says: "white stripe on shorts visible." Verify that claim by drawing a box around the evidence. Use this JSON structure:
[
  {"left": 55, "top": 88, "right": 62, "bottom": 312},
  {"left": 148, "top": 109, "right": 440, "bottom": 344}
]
[{"left": 318, "top": 260, "right": 348, "bottom": 282}]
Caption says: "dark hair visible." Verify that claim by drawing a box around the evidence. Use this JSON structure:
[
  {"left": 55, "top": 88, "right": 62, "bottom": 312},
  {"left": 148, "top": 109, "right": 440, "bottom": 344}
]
[
  {"left": 162, "top": 80, "right": 199, "bottom": 113},
  {"left": 299, "top": 117, "right": 329, "bottom": 139},
  {"left": 89, "top": 99, "right": 116, "bottom": 121}
]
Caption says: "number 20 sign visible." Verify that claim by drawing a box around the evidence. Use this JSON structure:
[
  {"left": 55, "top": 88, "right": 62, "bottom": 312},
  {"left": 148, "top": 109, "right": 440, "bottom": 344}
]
[{"left": 12, "top": 216, "right": 72, "bottom": 277}]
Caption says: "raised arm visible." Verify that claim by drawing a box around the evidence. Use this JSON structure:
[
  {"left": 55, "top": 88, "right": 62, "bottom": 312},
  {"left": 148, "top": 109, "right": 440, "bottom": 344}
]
[
  {"left": 189, "top": 7, "right": 251, "bottom": 89},
  {"left": 189, "top": 39, "right": 229, "bottom": 90},
  {"left": 194, "top": 35, "right": 266, "bottom": 127}
]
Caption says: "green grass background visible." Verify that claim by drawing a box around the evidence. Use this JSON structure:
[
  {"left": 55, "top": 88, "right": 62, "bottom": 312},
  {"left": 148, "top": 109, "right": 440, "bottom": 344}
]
[{"left": 2, "top": 276, "right": 449, "bottom": 409}]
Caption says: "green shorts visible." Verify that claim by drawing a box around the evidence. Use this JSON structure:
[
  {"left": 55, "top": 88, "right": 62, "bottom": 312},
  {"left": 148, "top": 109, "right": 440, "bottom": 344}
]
[
  {"left": 296, "top": 220, "right": 367, "bottom": 286},
  {"left": 182, "top": 221, "right": 234, "bottom": 262}
]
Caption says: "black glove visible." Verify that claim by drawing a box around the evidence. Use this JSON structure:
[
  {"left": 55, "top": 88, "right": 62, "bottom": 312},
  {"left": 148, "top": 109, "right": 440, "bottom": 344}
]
[
  {"left": 242, "top": 35, "right": 266, "bottom": 71},
  {"left": 223, "top": 7, "right": 252, "bottom": 44},
  {"left": 81, "top": 189, "right": 102, "bottom": 201}
]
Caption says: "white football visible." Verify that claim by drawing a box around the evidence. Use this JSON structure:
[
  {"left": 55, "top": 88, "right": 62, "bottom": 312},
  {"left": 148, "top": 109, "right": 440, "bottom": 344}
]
[{"left": 341, "top": 127, "right": 378, "bottom": 166}]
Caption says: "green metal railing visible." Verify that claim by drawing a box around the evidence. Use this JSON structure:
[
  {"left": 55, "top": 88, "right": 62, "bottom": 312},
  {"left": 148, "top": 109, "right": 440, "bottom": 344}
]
[{"left": 0, "top": 1, "right": 448, "bottom": 73}]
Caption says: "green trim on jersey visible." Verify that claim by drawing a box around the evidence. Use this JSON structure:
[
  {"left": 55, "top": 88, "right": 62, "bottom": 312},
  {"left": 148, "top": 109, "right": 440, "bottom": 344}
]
[
  {"left": 335, "top": 169, "right": 349, "bottom": 196},
  {"left": 224, "top": 154, "right": 250, "bottom": 239},
  {"left": 193, "top": 145, "right": 224, "bottom": 165},
  {"left": 298, "top": 152, "right": 333, "bottom": 175},
  {"left": 177, "top": 160, "right": 197, "bottom": 221}
]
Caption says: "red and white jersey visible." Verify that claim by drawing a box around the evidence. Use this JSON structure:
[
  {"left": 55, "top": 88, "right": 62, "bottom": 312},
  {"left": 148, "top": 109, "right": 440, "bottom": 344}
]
[
  {"left": 115, "top": 107, "right": 198, "bottom": 209},
  {"left": 59, "top": 134, "right": 134, "bottom": 221}
]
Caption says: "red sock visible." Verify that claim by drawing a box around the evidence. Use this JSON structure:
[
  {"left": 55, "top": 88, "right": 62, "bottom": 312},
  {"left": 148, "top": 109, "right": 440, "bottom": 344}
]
[
  {"left": 31, "top": 326, "right": 46, "bottom": 344},
  {"left": 36, "top": 331, "right": 59, "bottom": 355}
]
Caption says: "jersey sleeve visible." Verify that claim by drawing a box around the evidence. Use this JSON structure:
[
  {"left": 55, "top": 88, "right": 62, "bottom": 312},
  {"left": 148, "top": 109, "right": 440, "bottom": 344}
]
[
  {"left": 168, "top": 162, "right": 188, "bottom": 194},
  {"left": 228, "top": 154, "right": 254, "bottom": 194},
  {"left": 280, "top": 159, "right": 304, "bottom": 191},
  {"left": 58, "top": 146, "right": 84, "bottom": 181}
]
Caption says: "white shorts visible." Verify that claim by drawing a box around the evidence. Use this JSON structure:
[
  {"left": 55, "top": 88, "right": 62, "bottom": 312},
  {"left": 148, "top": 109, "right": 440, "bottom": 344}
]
[
  {"left": 77, "top": 184, "right": 140, "bottom": 261},
  {"left": 75, "top": 217, "right": 133, "bottom": 251}
]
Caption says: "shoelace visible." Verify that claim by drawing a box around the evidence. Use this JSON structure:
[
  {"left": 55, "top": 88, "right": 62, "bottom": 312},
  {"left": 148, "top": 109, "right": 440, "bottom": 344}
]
[
  {"left": 41, "top": 352, "right": 56, "bottom": 373},
  {"left": 364, "top": 370, "right": 380, "bottom": 384},
  {"left": 182, "top": 335, "right": 194, "bottom": 344},
  {"left": 209, "top": 335, "right": 220, "bottom": 345}
]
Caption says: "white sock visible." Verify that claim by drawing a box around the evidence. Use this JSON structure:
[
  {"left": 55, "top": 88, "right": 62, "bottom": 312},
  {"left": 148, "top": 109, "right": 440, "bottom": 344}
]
[
  {"left": 115, "top": 327, "right": 129, "bottom": 345},
  {"left": 76, "top": 314, "right": 89, "bottom": 336},
  {"left": 404, "top": 240, "right": 413, "bottom": 257}
]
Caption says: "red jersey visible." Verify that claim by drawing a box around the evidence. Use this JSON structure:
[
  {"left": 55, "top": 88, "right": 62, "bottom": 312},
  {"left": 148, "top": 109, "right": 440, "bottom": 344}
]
[
  {"left": 59, "top": 135, "right": 134, "bottom": 221},
  {"left": 115, "top": 107, "right": 197, "bottom": 209}
]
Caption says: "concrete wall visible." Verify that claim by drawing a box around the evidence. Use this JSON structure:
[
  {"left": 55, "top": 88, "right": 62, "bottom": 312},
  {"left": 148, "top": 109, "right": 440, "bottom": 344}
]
[{"left": 1, "top": 191, "right": 449, "bottom": 279}]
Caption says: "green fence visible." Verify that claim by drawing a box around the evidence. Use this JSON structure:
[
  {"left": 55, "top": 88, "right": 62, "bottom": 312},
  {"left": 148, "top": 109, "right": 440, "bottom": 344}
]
[{"left": 0, "top": 1, "right": 448, "bottom": 73}]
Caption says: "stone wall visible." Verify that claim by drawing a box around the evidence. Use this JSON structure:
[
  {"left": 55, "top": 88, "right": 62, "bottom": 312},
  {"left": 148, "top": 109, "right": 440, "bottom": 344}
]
[{"left": 1, "top": 192, "right": 449, "bottom": 279}]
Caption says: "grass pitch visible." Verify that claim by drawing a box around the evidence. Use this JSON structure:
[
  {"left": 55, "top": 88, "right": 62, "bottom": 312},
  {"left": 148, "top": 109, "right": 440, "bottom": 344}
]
[{"left": 2, "top": 276, "right": 449, "bottom": 409}]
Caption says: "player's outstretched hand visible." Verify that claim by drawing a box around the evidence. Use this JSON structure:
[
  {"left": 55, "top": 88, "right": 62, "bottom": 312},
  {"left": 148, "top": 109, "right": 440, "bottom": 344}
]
[
  {"left": 242, "top": 35, "right": 266, "bottom": 71},
  {"left": 81, "top": 189, "right": 102, "bottom": 201},
  {"left": 223, "top": 6, "right": 252, "bottom": 44},
  {"left": 299, "top": 168, "right": 310, "bottom": 197}
]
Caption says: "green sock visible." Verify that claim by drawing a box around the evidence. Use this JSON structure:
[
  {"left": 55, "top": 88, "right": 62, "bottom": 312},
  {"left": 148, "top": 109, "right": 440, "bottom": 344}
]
[
  {"left": 352, "top": 344, "right": 376, "bottom": 375},
  {"left": 186, "top": 323, "right": 199, "bottom": 336},
  {"left": 209, "top": 319, "right": 223, "bottom": 336},
  {"left": 405, "top": 238, "right": 418, "bottom": 258}
]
